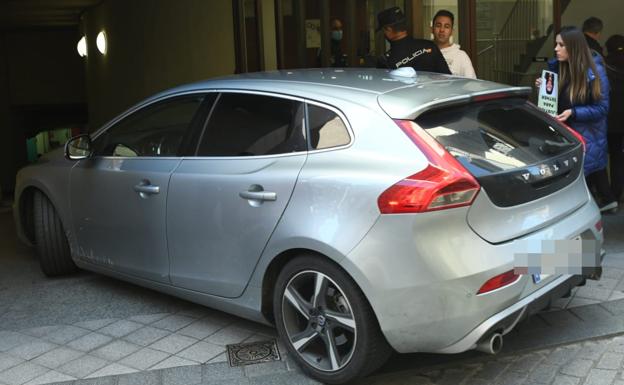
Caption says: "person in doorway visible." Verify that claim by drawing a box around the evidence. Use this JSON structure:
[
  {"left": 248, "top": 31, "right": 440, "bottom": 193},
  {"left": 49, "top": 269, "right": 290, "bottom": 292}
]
[
  {"left": 545, "top": 26, "right": 615, "bottom": 212},
  {"left": 582, "top": 16, "right": 604, "bottom": 57},
  {"left": 376, "top": 6, "right": 451, "bottom": 74},
  {"left": 605, "top": 35, "right": 624, "bottom": 202},
  {"left": 329, "top": 18, "right": 347, "bottom": 67},
  {"left": 431, "top": 9, "right": 476, "bottom": 78}
]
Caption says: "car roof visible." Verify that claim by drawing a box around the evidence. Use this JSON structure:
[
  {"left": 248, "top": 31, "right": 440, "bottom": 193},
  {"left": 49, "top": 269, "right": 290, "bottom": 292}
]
[{"left": 140, "top": 68, "right": 531, "bottom": 121}]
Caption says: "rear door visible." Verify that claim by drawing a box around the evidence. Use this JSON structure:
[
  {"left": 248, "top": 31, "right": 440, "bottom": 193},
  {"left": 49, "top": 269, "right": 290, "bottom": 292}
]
[
  {"left": 167, "top": 92, "right": 307, "bottom": 298},
  {"left": 414, "top": 98, "right": 586, "bottom": 243}
]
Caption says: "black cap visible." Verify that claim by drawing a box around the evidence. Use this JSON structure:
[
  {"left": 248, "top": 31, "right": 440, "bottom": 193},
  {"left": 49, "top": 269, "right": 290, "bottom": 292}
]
[{"left": 376, "top": 7, "right": 405, "bottom": 32}]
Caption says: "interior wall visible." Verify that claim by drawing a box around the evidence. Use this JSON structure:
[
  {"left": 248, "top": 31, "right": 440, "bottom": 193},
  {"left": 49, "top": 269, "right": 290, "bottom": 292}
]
[
  {"left": 562, "top": 0, "right": 620, "bottom": 48},
  {"left": 82, "top": 0, "right": 237, "bottom": 129}
]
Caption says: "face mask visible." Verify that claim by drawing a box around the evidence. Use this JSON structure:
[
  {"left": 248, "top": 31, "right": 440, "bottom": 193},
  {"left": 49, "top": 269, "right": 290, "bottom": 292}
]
[{"left": 331, "top": 30, "right": 343, "bottom": 41}]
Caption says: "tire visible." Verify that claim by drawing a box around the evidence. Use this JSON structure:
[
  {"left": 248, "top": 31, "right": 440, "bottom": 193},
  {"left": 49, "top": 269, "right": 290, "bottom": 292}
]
[
  {"left": 273, "top": 255, "right": 392, "bottom": 384},
  {"left": 33, "top": 191, "right": 77, "bottom": 276}
]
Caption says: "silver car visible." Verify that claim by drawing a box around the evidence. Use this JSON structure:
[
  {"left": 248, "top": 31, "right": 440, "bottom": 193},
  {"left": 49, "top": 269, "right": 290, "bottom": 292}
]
[{"left": 13, "top": 68, "right": 603, "bottom": 384}]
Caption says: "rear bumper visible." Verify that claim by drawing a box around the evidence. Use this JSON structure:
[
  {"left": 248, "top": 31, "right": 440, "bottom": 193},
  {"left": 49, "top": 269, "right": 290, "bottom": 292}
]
[
  {"left": 434, "top": 273, "right": 583, "bottom": 353},
  {"left": 342, "top": 198, "right": 602, "bottom": 353}
]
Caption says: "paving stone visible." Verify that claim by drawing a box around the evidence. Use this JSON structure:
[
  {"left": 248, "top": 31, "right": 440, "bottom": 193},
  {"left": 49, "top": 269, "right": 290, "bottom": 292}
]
[
  {"left": 118, "top": 348, "right": 169, "bottom": 371},
  {"left": 32, "top": 347, "right": 83, "bottom": 369},
  {"left": 435, "top": 368, "right": 470, "bottom": 385},
  {"left": 117, "top": 370, "right": 162, "bottom": 385},
  {"left": 19, "top": 326, "right": 62, "bottom": 339},
  {"left": 577, "top": 341, "right": 610, "bottom": 360},
  {"left": 551, "top": 375, "right": 581, "bottom": 385},
  {"left": 201, "top": 362, "right": 244, "bottom": 381},
  {"left": 493, "top": 373, "right": 530, "bottom": 385},
  {"left": 177, "top": 307, "right": 211, "bottom": 319},
  {"left": 208, "top": 353, "right": 228, "bottom": 364},
  {"left": 608, "top": 336, "right": 624, "bottom": 353},
  {"left": 560, "top": 359, "right": 594, "bottom": 377},
  {"left": 585, "top": 277, "right": 619, "bottom": 290},
  {"left": 243, "top": 360, "right": 288, "bottom": 378},
  {"left": 574, "top": 286, "right": 613, "bottom": 301},
  {"left": 203, "top": 377, "right": 251, "bottom": 385},
  {"left": 73, "top": 319, "right": 119, "bottom": 331},
  {"left": 7, "top": 340, "right": 57, "bottom": 360},
  {"left": 127, "top": 313, "right": 170, "bottom": 325},
  {"left": 57, "top": 355, "right": 109, "bottom": 379},
  {"left": 92, "top": 340, "right": 141, "bottom": 362},
  {"left": 0, "top": 361, "right": 49, "bottom": 385},
  {"left": 602, "top": 267, "right": 624, "bottom": 280},
  {"left": 161, "top": 364, "right": 202, "bottom": 385},
  {"left": 201, "top": 313, "right": 238, "bottom": 327},
  {"left": 149, "top": 356, "right": 197, "bottom": 370},
  {"left": 86, "top": 363, "right": 138, "bottom": 378},
  {"left": 569, "top": 305, "right": 615, "bottom": 322},
  {"left": 204, "top": 326, "right": 254, "bottom": 346},
  {"left": 24, "top": 370, "right": 75, "bottom": 385},
  {"left": 178, "top": 320, "right": 223, "bottom": 340},
  {"left": 608, "top": 291, "right": 624, "bottom": 301},
  {"left": 151, "top": 315, "right": 196, "bottom": 332},
  {"left": 150, "top": 334, "right": 197, "bottom": 355},
  {"left": 566, "top": 297, "right": 601, "bottom": 309},
  {"left": 67, "top": 333, "right": 113, "bottom": 352},
  {"left": 71, "top": 376, "right": 117, "bottom": 385},
  {"left": 528, "top": 364, "right": 558, "bottom": 384},
  {"left": 0, "top": 353, "right": 23, "bottom": 373},
  {"left": 506, "top": 353, "right": 544, "bottom": 373},
  {"left": 472, "top": 361, "right": 509, "bottom": 381},
  {"left": 602, "top": 299, "right": 624, "bottom": 316},
  {"left": 538, "top": 311, "right": 583, "bottom": 328},
  {"left": 123, "top": 327, "right": 170, "bottom": 347},
  {"left": 97, "top": 320, "right": 143, "bottom": 338},
  {"left": 596, "top": 352, "right": 624, "bottom": 369},
  {"left": 247, "top": 372, "right": 320, "bottom": 385},
  {"left": 177, "top": 341, "right": 223, "bottom": 363},
  {"left": 583, "top": 368, "right": 617, "bottom": 385},
  {"left": 43, "top": 325, "right": 90, "bottom": 345},
  {"left": 0, "top": 332, "right": 36, "bottom": 352},
  {"left": 548, "top": 346, "right": 581, "bottom": 366}
]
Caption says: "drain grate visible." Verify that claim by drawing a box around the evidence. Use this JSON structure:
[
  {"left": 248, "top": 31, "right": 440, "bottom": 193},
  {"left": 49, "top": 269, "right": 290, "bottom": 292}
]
[{"left": 226, "top": 339, "right": 281, "bottom": 367}]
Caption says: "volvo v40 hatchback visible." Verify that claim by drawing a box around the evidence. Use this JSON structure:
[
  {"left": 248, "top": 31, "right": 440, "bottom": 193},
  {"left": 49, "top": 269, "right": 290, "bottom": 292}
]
[{"left": 14, "top": 69, "right": 603, "bottom": 384}]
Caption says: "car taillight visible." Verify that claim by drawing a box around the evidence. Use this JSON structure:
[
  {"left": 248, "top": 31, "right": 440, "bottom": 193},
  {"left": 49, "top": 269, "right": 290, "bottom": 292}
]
[
  {"left": 377, "top": 120, "right": 480, "bottom": 214},
  {"left": 477, "top": 270, "right": 521, "bottom": 295},
  {"left": 560, "top": 121, "right": 586, "bottom": 152}
]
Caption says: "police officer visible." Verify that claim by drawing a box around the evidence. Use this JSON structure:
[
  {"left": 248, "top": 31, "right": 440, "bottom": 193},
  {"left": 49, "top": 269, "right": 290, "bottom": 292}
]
[{"left": 377, "top": 7, "right": 451, "bottom": 74}]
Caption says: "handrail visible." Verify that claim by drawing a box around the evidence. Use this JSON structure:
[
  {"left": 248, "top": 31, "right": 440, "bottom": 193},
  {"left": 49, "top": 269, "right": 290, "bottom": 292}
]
[{"left": 477, "top": 44, "right": 494, "bottom": 56}]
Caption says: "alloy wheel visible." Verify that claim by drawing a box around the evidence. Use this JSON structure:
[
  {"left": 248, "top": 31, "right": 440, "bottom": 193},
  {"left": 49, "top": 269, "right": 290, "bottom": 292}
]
[{"left": 281, "top": 270, "right": 357, "bottom": 372}]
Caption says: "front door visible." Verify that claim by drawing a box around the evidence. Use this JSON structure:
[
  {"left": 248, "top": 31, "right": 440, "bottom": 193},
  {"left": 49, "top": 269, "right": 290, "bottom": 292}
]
[
  {"left": 168, "top": 92, "right": 307, "bottom": 298},
  {"left": 69, "top": 95, "right": 206, "bottom": 283}
]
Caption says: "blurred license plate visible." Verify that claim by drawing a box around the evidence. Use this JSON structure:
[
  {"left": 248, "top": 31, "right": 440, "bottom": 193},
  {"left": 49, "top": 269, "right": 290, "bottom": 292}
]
[{"left": 532, "top": 273, "right": 542, "bottom": 283}]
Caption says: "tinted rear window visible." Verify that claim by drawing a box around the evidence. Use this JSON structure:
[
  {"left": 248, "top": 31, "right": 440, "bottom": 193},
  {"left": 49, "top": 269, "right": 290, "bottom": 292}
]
[{"left": 415, "top": 99, "right": 578, "bottom": 176}]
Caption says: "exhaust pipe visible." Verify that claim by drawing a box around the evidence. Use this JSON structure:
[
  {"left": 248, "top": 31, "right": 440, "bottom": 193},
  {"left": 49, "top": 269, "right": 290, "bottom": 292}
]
[{"left": 476, "top": 332, "right": 503, "bottom": 355}]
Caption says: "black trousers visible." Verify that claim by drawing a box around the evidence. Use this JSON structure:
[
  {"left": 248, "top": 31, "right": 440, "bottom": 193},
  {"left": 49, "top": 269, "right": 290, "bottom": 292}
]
[
  {"left": 608, "top": 133, "right": 624, "bottom": 200},
  {"left": 586, "top": 168, "right": 617, "bottom": 204}
]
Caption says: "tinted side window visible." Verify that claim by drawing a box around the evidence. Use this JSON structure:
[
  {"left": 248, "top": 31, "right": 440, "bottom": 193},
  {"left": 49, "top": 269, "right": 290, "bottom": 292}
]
[
  {"left": 94, "top": 95, "right": 204, "bottom": 157},
  {"left": 307, "top": 104, "right": 350, "bottom": 150},
  {"left": 197, "top": 93, "right": 305, "bottom": 156}
]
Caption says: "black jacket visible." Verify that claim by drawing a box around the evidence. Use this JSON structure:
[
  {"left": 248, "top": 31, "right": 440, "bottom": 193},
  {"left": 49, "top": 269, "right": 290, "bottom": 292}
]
[
  {"left": 607, "top": 52, "right": 624, "bottom": 133},
  {"left": 378, "top": 36, "right": 451, "bottom": 74},
  {"left": 585, "top": 34, "right": 604, "bottom": 57}
]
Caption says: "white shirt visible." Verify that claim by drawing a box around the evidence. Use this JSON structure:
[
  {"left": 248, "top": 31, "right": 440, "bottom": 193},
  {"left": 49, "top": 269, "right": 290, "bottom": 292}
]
[{"left": 439, "top": 43, "right": 477, "bottom": 79}]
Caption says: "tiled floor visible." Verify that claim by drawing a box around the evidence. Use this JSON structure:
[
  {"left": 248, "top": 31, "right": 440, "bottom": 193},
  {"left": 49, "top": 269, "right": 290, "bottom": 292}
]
[{"left": 0, "top": 309, "right": 277, "bottom": 385}]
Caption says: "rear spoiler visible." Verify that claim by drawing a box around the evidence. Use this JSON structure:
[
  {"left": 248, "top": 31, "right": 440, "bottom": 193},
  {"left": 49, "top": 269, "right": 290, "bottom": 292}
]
[{"left": 380, "top": 86, "right": 532, "bottom": 121}]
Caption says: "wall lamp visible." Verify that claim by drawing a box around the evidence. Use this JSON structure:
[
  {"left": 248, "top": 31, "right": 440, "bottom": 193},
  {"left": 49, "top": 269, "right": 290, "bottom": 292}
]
[
  {"left": 77, "top": 36, "right": 87, "bottom": 57},
  {"left": 96, "top": 31, "right": 108, "bottom": 55}
]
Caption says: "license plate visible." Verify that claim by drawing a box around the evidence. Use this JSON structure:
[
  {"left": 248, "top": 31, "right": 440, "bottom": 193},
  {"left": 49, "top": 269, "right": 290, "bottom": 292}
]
[{"left": 532, "top": 273, "right": 542, "bottom": 284}]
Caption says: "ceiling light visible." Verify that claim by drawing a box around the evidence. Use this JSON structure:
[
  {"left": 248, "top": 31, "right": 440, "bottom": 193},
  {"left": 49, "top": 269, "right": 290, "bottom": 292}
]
[
  {"left": 96, "top": 31, "right": 107, "bottom": 55},
  {"left": 77, "top": 36, "right": 87, "bottom": 57}
]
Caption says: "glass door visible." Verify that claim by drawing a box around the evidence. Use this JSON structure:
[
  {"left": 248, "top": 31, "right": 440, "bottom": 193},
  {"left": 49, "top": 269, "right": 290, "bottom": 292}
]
[{"left": 475, "top": 0, "right": 554, "bottom": 86}]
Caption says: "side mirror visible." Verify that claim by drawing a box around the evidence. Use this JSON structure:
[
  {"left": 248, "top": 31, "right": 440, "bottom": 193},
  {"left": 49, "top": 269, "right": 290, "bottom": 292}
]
[{"left": 65, "top": 134, "right": 93, "bottom": 160}]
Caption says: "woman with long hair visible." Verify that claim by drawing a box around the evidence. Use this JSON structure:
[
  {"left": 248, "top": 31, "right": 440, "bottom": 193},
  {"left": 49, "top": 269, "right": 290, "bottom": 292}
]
[{"left": 548, "top": 26, "right": 615, "bottom": 212}]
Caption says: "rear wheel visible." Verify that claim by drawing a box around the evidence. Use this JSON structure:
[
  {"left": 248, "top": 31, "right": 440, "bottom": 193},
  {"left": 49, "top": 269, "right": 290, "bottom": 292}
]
[
  {"left": 273, "top": 255, "right": 391, "bottom": 384},
  {"left": 33, "top": 191, "right": 77, "bottom": 276}
]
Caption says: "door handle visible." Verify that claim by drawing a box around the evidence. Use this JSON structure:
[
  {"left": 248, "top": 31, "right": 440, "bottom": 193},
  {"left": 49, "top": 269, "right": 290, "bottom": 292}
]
[
  {"left": 239, "top": 191, "right": 277, "bottom": 201},
  {"left": 133, "top": 183, "right": 160, "bottom": 195}
]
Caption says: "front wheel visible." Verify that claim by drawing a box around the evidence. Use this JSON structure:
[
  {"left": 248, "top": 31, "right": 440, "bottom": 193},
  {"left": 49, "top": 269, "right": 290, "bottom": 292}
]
[{"left": 273, "top": 255, "right": 391, "bottom": 384}]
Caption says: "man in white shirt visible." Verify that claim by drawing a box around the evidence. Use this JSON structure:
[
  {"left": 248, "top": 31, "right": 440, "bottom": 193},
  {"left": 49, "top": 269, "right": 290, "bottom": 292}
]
[{"left": 432, "top": 10, "right": 476, "bottom": 78}]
